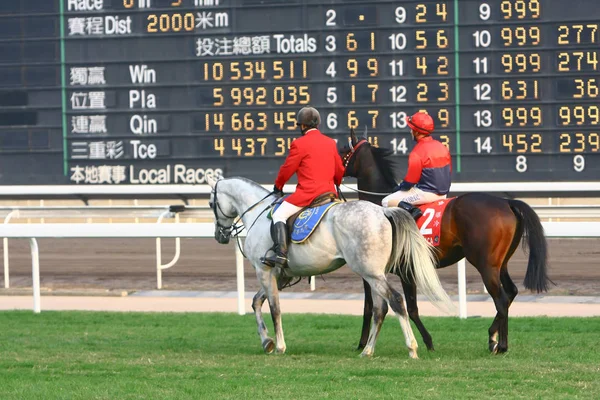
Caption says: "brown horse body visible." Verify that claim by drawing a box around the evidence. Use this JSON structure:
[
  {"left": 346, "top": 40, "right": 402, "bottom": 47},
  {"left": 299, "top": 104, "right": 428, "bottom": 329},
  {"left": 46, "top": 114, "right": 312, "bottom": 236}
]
[{"left": 341, "top": 130, "right": 551, "bottom": 353}]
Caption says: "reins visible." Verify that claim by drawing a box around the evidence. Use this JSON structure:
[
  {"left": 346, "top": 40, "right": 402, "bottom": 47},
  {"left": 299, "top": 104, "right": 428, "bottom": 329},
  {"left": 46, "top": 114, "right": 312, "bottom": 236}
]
[{"left": 211, "top": 180, "right": 279, "bottom": 258}]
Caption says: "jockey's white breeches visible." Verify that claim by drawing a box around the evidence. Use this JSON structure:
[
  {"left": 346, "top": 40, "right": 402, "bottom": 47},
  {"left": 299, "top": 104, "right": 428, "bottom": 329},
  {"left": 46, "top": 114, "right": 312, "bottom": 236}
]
[
  {"left": 381, "top": 187, "right": 447, "bottom": 208},
  {"left": 272, "top": 201, "right": 303, "bottom": 224}
]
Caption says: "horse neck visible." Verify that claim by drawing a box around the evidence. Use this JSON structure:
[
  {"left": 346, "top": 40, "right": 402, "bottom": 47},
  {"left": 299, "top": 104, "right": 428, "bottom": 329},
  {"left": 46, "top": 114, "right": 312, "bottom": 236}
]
[
  {"left": 221, "top": 179, "right": 272, "bottom": 226},
  {"left": 355, "top": 150, "right": 396, "bottom": 203}
]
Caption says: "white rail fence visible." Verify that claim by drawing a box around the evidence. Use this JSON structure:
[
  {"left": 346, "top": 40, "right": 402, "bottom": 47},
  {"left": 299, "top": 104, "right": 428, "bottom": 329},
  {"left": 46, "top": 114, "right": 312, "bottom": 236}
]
[{"left": 0, "top": 205, "right": 599, "bottom": 317}]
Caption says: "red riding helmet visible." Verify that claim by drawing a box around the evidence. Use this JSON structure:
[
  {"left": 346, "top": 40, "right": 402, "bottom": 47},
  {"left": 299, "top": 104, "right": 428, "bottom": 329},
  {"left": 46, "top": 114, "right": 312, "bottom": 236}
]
[{"left": 406, "top": 111, "right": 434, "bottom": 135}]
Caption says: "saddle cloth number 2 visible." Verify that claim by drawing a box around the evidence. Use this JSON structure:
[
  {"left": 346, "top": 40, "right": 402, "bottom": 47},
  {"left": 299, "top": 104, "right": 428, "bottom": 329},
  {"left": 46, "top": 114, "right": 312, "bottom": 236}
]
[{"left": 419, "top": 208, "right": 435, "bottom": 236}]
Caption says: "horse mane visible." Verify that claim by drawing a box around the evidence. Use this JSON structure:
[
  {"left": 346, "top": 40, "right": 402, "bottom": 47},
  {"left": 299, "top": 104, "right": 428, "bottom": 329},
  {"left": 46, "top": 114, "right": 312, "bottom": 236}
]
[
  {"left": 369, "top": 146, "right": 399, "bottom": 187},
  {"left": 225, "top": 176, "right": 269, "bottom": 193}
]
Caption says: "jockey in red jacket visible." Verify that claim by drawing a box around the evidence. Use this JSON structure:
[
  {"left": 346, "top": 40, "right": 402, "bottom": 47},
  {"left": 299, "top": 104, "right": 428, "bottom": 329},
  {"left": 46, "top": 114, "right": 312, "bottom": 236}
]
[
  {"left": 382, "top": 111, "right": 452, "bottom": 219},
  {"left": 261, "top": 107, "right": 345, "bottom": 269}
]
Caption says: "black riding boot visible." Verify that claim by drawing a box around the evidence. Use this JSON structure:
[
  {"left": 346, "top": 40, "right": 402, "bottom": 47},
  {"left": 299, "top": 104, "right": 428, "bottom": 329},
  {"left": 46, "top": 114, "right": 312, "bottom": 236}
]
[
  {"left": 261, "top": 221, "right": 289, "bottom": 268},
  {"left": 398, "top": 201, "right": 423, "bottom": 221}
]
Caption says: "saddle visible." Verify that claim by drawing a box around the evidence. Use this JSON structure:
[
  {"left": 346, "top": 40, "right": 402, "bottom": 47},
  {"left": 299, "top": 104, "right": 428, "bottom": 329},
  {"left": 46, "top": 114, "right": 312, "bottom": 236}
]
[{"left": 270, "top": 192, "right": 341, "bottom": 243}]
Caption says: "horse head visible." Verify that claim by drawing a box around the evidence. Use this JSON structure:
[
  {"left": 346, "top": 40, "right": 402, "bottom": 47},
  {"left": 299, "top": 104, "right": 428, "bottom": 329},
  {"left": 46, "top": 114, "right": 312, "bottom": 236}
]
[
  {"left": 339, "top": 126, "right": 369, "bottom": 177},
  {"left": 206, "top": 175, "right": 237, "bottom": 244}
]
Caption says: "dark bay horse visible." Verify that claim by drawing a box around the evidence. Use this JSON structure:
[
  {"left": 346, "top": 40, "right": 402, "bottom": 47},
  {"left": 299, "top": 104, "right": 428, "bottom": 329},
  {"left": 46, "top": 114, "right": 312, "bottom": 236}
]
[{"left": 340, "top": 128, "right": 551, "bottom": 354}]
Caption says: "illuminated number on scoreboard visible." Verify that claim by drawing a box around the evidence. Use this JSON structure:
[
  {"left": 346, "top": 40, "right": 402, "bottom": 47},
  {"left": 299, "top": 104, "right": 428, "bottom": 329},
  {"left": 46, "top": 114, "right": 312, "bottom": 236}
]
[
  {"left": 346, "top": 33, "right": 358, "bottom": 51},
  {"left": 502, "top": 107, "right": 542, "bottom": 126},
  {"left": 558, "top": 24, "right": 598, "bottom": 45},
  {"left": 500, "top": 0, "right": 541, "bottom": 20},
  {"left": 416, "top": 56, "right": 449, "bottom": 75},
  {"left": 501, "top": 80, "right": 539, "bottom": 100},
  {"left": 347, "top": 59, "right": 358, "bottom": 77},
  {"left": 147, "top": 13, "right": 195, "bottom": 33},
  {"left": 502, "top": 133, "right": 542, "bottom": 153},
  {"left": 558, "top": 52, "right": 599, "bottom": 72},
  {"left": 325, "top": 35, "right": 336, "bottom": 52},
  {"left": 415, "top": 3, "right": 448, "bottom": 22},
  {"left": 438, "top": 109, "right": 450, "bottom": 127},
  {"left": 501, "top": 26, "right": 541, "bottom": 46},
  {"left": 573, "top": 79, "right": 599, "bottom": 98},
  {"left": 559, "top": 133, "right": 600, "bottom": 156},
  {"left": 501, "top": 53, "right": 541, "bottom": 73},
  {"left": 558, "top": 106, "right": 600, "bottom": 125}
]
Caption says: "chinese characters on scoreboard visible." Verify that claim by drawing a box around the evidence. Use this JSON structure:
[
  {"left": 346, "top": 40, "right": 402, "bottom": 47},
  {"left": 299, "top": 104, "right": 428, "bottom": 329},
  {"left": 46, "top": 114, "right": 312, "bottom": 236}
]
[{"left": 66, "top": 0, "right": 131, "bottom": 184}]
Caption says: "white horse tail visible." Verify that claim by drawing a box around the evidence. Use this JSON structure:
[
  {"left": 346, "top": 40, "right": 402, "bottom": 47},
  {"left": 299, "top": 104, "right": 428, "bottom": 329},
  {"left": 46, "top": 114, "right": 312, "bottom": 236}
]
[{"left": 384, "top": 208, "right": 455, "bottom": 314}]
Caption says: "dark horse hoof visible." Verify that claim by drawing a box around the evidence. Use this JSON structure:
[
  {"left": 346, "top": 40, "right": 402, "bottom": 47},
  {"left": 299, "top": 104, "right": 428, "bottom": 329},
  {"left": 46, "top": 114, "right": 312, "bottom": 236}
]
[
  {"left": 262, "top": 338, "right": 275, "bottom": 354},
  {"left": 489, "top": 342, "right": 508, "bottom": 354}
]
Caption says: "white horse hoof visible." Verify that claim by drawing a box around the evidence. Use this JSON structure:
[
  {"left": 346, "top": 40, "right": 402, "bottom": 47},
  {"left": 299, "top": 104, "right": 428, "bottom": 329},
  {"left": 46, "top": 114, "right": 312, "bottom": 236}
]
[{"left": 359, "top": 350, "right": 373, "bottom": 358}]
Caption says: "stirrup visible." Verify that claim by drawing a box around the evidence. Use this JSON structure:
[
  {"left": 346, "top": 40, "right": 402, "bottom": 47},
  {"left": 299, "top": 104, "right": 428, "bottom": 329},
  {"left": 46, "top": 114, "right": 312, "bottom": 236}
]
[{"left": 260, "top": 253, "right": 288, "bottom": 268}]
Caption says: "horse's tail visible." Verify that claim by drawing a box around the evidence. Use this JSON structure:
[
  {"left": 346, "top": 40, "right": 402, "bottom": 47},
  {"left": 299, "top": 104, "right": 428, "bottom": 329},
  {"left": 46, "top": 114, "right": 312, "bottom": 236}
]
[
  {"left": 384, "top": 208, "right": 455, "bottom": 313},
  {"left": 507, "top": 200, "right": 551, "bottom": 293}
]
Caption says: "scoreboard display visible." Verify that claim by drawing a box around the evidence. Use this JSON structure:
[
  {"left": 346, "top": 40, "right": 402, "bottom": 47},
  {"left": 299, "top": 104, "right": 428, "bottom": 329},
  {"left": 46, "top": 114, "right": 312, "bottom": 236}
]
[{"left": 0, "top": 0, "right": 598, "bottom": 185}]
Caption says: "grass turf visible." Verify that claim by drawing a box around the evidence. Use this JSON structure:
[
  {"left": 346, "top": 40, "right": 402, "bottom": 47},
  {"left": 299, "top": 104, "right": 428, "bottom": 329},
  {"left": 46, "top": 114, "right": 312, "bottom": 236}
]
[{"left": 0, "top": 311, "right": 598, "bottom": 399}]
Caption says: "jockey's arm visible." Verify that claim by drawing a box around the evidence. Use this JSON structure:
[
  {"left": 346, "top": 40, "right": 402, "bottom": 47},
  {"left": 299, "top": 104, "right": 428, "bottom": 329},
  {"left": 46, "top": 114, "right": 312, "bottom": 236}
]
[
  {"left": 274, "top": 141, "right": 302, "bottom": 190},
  {"left": 333, "top": 152, "right": 345, "bottom": 186},
  {"left": 394, "top": 152, "right": 422, "bottom": 192}
]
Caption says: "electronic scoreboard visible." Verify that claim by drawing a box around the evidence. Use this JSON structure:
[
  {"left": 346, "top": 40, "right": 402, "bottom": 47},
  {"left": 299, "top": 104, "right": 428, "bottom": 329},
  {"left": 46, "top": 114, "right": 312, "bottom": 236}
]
[{"left": 0, "top": 0, "right": 598, "bottom": 185}]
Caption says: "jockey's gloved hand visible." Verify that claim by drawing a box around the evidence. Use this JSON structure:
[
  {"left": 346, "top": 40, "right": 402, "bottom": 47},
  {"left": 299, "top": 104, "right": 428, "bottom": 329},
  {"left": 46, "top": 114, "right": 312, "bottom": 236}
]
[
  {"left": 392, "top": 184, "right": 403, "bottom": 193},
  {"left": 273, "top": 185, "right": 284, "bottom": 196}
]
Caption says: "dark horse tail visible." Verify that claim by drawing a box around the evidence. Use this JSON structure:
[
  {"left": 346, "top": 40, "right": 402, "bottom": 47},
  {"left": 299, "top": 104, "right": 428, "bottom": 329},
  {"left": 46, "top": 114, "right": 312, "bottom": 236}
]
[{"left": 507, "top": 200, "right": 551, "bottom": 293}]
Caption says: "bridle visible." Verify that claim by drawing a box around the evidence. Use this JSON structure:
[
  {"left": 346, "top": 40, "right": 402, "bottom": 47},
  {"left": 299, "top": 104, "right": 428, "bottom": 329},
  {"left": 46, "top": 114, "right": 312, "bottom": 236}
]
[
  {"left": 342, "top": 138, "right": 368, "bottom": 170},
  {"left": 209, "top": 179, "right": 277, "bottom": 249}
]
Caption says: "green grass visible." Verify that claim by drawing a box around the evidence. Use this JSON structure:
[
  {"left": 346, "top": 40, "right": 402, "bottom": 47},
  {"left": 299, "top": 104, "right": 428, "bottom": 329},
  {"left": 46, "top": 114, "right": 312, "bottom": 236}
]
[{"left": 0, "top": 312, "right": 598, "bottom": 399}]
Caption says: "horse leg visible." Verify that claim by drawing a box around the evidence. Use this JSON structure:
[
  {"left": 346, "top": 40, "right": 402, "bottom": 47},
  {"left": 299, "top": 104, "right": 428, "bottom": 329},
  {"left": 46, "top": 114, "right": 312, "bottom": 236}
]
[
  {"left": 255, "top": 267, "right": 287, "bottom": 354},
  {"left": 358, "top": 279, "right": 388, "bottom": 350},
  {"left": 251, "top": 289, "right": 275, "bottom": 354},
  {"left": 360, "top": 294, "right": 387, "bottom": 358},
  {"left": 479, "top": 267, "right": 510, "bottom": 354},
  {"left": 364, "top": 275, "right": 418, "bottom": 359},
  {"left": 487, "top": 266, "right": 519, "bottom": 353},
  {"left": 400, "top": 277, "right": 434, "bottom": 351}
]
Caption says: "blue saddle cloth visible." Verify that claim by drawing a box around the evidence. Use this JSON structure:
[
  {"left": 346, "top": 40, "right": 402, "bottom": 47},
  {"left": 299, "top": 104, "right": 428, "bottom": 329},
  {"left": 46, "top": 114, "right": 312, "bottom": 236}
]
[{"left": 270, "top": 196, "right": 340, "bottom": 243}]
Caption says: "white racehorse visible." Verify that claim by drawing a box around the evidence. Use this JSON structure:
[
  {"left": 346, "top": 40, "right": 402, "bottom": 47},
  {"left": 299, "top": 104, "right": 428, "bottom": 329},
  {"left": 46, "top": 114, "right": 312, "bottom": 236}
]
[{"left": 206, "top": 175, "right": 453, "bottom": 358}]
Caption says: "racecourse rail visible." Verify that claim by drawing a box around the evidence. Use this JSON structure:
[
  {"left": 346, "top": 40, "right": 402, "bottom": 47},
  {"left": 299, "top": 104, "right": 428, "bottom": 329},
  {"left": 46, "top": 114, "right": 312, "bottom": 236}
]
[{"left": 1, "top": 193, "right": 599, "bottom": 317}]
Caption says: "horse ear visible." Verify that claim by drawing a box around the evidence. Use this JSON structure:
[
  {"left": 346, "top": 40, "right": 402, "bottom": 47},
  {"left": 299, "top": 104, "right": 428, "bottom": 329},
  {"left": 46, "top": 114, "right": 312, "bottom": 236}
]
[
  {"left": 350, "top": 127, "right": 358, "bottom": 144},
  {"left": 205, "top": 175, "right": 217, "bottom": 188},
  {"left": 363, "top": 125, "right": 368, "bottom": 140}
]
